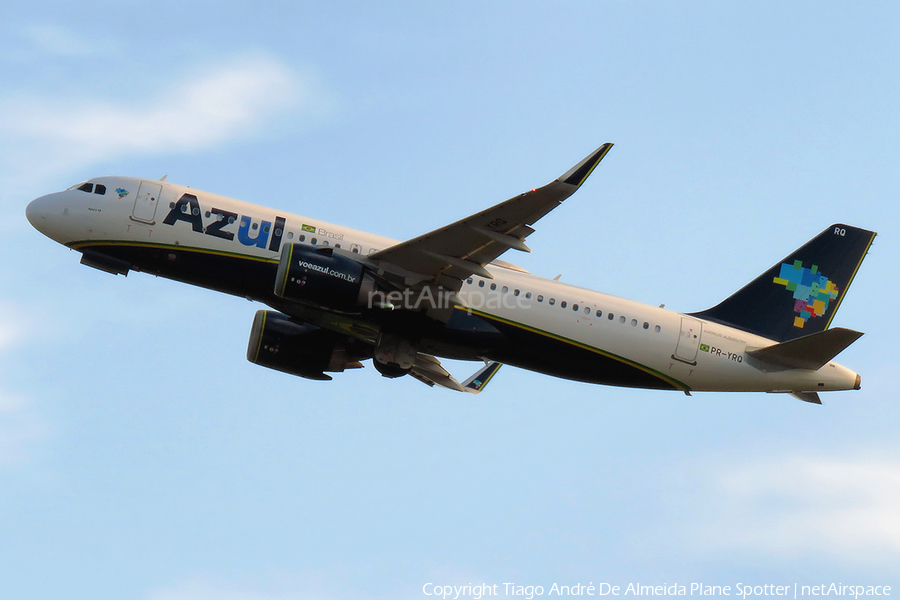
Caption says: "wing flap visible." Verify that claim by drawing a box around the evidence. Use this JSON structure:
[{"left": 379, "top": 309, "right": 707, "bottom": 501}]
[
  {"left": 410, "top": 354, "right": 467, "bottom": 392},
  {"left": 790, "top": 391, "right": 823, "bottom": 404}
]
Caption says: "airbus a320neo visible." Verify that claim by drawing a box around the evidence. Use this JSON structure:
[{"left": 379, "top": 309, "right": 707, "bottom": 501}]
[{"left": 27, "top": 144, "right": 876, "bottom": 403}]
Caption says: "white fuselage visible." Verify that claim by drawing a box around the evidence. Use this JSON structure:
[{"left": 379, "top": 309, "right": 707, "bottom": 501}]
[{"left": 26, "top": 176, "right": 862, "bottom": 394}]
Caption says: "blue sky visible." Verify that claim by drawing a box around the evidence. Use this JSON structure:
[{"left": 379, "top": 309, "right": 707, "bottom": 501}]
[{"left": 2, "top": 2, "right": 899, "bottom": 599}]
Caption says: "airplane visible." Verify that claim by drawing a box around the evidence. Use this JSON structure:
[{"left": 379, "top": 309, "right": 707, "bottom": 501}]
[{"left": 26, "top": 144, "right": 876, "bottom": 403}]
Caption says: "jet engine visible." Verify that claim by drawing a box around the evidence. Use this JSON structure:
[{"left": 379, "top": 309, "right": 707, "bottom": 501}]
[
  {"left": 246, "top": 310, "right": 365, "bottom": 380},
  {"left": 274, "top": 244, "right": 375, "bottom": 309}
]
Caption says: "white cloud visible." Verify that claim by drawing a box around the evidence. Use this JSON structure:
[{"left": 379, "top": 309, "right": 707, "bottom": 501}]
[
  {"left": 680, "top": 454, "right": 900, "bottom": 561},
  {"left": 149, "top": 583, "right": 282, "bottom": 600},
  {"left": 0, "top": 305, "right": 48, "bottom": 467},
  {"left": 146, "top": 579, "right": 336, "bottom": 600},
  {"left": 18, "top": 23, "right": 117, "bottom": 57},
  {"left": 0, "top": 395, "right": 47, "bottom": 467},
  {"left": 0, "top": 310, "right": 18, "bottom": 352},
  {"left": 0, "top": 53, "right": 327, "bottom": 182},
  {"left": 146, "top": 574, "right": 431, "bottom": 600}
]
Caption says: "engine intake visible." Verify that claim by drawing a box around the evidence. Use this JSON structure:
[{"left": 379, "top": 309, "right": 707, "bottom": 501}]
[
  {"left": 274, "top": 243, "right": 375, "bottom": 309},
  {"left": 247, "top": 310, "right": 364, "bottom": 380}
]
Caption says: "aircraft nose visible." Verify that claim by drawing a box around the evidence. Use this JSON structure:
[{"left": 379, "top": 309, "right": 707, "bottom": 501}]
[
  {"left": 26, "top": 193, "right": 64, "bottom": 239},
  {"left": 26, "top": 195, "right": 49, "bottom": 229}
]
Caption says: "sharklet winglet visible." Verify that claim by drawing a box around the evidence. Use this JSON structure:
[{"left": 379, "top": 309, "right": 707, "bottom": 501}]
[
  {"left": 560, "top": 143, "right": 614, "bottom": 187},
  {"left": 462, "top": 361, "right": 503, "bottom": 394}
]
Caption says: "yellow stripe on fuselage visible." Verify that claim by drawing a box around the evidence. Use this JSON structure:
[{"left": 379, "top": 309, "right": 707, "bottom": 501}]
[
  {"left": 460, "top": 306, "right": 689, "bottom": 391},
  {"left": 67, "top": 240, "right": 280, "bottom": 264}
]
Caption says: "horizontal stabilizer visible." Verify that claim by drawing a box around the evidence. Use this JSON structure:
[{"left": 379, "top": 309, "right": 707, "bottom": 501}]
[{"left": 746, "top": 327, "right": 863, "bottom": 371}]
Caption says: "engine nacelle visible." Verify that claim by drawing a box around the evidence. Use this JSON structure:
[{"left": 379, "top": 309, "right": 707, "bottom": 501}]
[
  {"left": 274, "top": 243, "right": 375, "bottom": 309},
  {"left": 246, "top": 310, "right": 363, "bottom": 380}
]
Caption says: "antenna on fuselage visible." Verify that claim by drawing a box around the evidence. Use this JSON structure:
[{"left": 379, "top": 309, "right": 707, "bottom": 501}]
[{"left": 159, "top": 175, "right": 168, "bottom": 182}]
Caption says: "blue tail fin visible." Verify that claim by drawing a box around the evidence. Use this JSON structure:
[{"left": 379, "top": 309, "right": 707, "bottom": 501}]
[{"left": 690, "top": 224, "right": 876, "bottom": 342}]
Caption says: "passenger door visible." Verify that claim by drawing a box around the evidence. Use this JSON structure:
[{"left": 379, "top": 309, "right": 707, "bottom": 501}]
[
  {"left": 673, "top": 317, "right": 703, "bottom": 364},
  {"left": 131, "top": 181, "right": 162, "bottom": 224}
]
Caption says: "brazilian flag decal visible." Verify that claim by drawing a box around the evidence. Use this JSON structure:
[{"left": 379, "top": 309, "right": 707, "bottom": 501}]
[
  {"left": 301, "top": 224, "right": 316, "bottom": 233},
  {"left": 700, "top": 344, "right": 710, "bottom": 352}
]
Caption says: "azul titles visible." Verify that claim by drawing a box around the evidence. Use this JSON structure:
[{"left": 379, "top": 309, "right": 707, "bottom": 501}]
[{"left": 162, "top": 193, "right": 287, "bottom": 252}]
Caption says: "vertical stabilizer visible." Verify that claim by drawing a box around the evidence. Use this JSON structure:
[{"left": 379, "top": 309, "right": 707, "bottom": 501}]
[{"left": 690, "top": 224, "right": 875, "bottom": 342}]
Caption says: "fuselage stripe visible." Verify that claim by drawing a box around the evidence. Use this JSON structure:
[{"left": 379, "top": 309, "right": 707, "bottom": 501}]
[
  {"left": 460, "top": 307, "right": 690, "bottom": 391},
  {"left": 68, "top": 239, "right": 280, "bottom": 264}
]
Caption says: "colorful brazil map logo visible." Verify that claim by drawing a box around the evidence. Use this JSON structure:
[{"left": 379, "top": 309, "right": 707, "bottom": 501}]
[{"left": 773, "top": 261, "right": 839, "bottom": 328}]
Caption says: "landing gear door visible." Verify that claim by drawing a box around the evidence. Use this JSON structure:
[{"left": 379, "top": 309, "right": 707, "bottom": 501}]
[
  {"left": 131, "top": 181, "right": 162, "bottom": 224},
  {"left": 673, "top": 317, "right": 703, "bottom": 365}
]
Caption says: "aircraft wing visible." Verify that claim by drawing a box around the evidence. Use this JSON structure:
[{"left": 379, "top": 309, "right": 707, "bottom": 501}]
[{"left": 368, "top": 143, "right": 613, "bottom": 288}]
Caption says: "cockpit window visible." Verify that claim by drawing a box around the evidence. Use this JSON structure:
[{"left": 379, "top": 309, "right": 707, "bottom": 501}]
[
  {"left": 94, "top": 184, "right": 106, "bottom": 195},
  {"left": 77, "top": 183, "right": 94, "bottom": 193}
]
